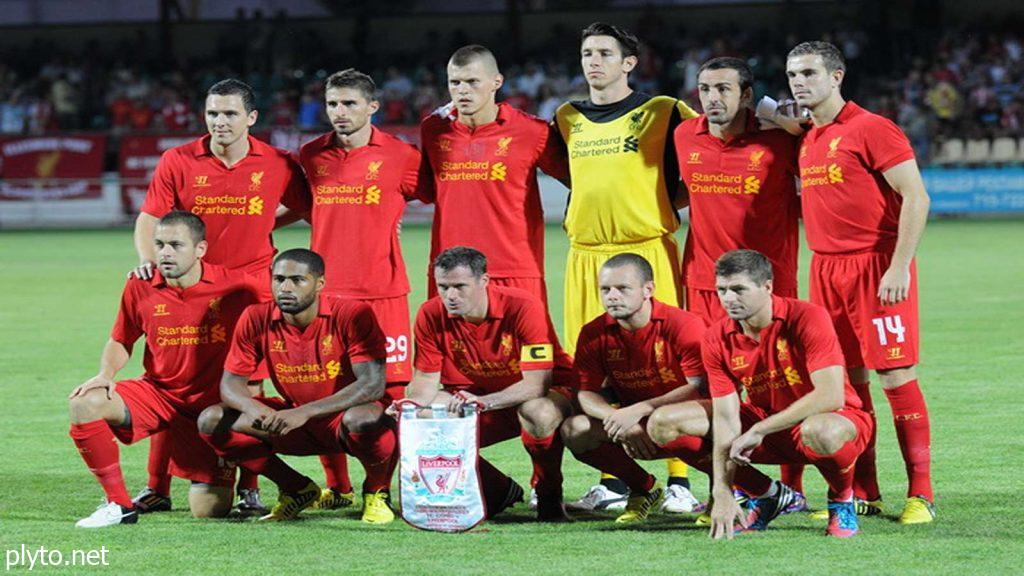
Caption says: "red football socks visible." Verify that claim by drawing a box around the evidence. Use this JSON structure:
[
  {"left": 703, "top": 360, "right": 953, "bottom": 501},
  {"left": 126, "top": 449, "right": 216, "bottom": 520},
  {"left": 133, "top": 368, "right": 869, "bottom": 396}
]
[
  {"left": 779, "top": 463, "right": 805, "bottom": 493},
  {"left": 346, "top": 427, "right": 398, "bottom": 493},
  {"left": 521, "top": 430, "right": 564, "bottom": 498},
  {"left": 236, "top": 468, "right": 259, "bottom": 492},
  {"left": 146, "top": 431, "right": 173, "bottom": 496},
  {"left": 884, "top": 380, "right": 933, "bottom": 501},
  {"left": 70, "top": 420, "right": 133, "bottom": 508},
  {"left": 852, "top": 380, "right": 881, "bottom": 501},
  {"left": 574, "top": 443, "right": 655, "bottom": 493},
  {"left": 319, "top": 453, "right": 353, "bottom": 493}
]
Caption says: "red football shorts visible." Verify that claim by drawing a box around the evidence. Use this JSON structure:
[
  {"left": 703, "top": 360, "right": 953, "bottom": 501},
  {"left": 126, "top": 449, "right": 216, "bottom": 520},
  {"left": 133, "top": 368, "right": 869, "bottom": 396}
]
[
  {"left": 686, "top": 286, "right": 797, "bottom": 326},
  {"left": 114, "top": 379, "right": 234, "bottom": 486},
  {"left": 739, "top": 403, "right": 873, "bottom": 464},
  {"left": 255, "top": 396, "right": 392, "bottom": 456},
  {"left": 810, "top": 252, "right": 920, "bottom": 369},
  {"left": 361, "top": 294, "right": 413, "bottom": 384}
]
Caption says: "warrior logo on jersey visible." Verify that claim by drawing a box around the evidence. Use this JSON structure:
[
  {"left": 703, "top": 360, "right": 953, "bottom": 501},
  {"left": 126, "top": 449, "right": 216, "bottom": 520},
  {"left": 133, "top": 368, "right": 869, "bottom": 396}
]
[
  {"left": 193, "top": 175, "right": 210, "bottom": 188},
  {"left": 366, "top": 161, "right": 383, "bottom": 181},
  {"left": 438, "top": 138, "right": 453, "bottom": 152},
  {"left": 272, "top": 340, "right": 286, "bottom": 352},
  {"left": 747, "top": 150, "right": 765, "bottom": 171},
  {"left": 827, "top": 137, "right": 842, "bottom": 158},
  {"left": 688, "top": 152, "right": 702, "bottom": 164},
  {"left": 570, "top": 122, "right": 583, "bottom": 135},
  {"left": 154, "top": 304, "right": 170, "bottom": 317},
  {"left": 495, "top": 137, "right": 513, "bottom": 157},
  {"left": 315, "top": 164, "right": 330, "bottom": 177},
  {"left": 249, "top": 171, "right": 264, "bottom": 192},
  {"left": 607, "top": 348, "right": 623, "bottom": 361},
  {"left": 731, "top": 355, "right": 749, "bottom": 369}
]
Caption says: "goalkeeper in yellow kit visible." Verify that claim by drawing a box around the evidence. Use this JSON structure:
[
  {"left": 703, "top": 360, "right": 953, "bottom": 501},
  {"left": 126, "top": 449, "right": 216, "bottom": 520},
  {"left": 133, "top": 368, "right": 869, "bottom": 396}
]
[{"left": 552, "top": 22, "right": 699, "bottom": 513}]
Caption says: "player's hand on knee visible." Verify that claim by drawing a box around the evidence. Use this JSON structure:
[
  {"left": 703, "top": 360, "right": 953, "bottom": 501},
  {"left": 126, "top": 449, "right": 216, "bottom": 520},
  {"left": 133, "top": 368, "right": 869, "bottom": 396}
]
[
  {"left": 128, "top": 260, "right": 155, "bottom": 281},
  {"left": 69, "top": 375, "right": 115, "bottom": 399},
  {"left": 603, "top": 405, "right": 644, "bottom": 442},
  {"left": 262, "top": 407, "right": 310, "bottom": 436},
  {"left": 877, "top": 264, "right": 911, "bottom": 305},
  {"left": 621, "top": 426, "right": 657, "bottom": 460},
  {"left": 709, "top": 494, "right": 747, "bottom": 540},
  {"left": 729, "top": 429, "right": 764, "bottom": 466}
]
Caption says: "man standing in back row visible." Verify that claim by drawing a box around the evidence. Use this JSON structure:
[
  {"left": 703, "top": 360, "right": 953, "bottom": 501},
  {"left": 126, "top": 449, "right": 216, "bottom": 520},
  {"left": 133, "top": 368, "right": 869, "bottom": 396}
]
[
  {"left": 553, "top": 21, "right": 699, "bottom": 513},
  {"left": 787, "top": 41, "right": 934, "bottom": 523}
]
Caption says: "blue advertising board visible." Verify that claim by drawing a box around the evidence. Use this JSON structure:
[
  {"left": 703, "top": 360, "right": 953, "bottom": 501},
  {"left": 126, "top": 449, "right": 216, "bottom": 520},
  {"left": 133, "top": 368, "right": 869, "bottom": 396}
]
[{"left": 923, "top": 168, "right": 1024, "bottom": 214}]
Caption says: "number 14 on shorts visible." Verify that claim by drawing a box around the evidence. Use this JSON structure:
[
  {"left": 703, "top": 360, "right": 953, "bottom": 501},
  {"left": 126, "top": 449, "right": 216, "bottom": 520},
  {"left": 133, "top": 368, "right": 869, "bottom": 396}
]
[{"left": 872, "top": 315, "right": 906, "bottom": 346}]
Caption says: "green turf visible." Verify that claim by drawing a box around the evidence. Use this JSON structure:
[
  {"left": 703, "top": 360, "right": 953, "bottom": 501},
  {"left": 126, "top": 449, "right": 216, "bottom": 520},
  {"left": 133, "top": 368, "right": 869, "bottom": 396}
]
[{"left": 1, "top": 221, "right": 1022, "bottom": 574}]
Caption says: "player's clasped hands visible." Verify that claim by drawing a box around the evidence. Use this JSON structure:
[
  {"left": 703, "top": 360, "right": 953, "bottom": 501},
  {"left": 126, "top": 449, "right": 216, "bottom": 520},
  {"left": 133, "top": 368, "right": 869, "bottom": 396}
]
[
  {"left": 68, "top": 375, "right": 115, "bottom": 399},
  {"left": 251, "top": 405, "right": 309, "bottom": 436},
  {"left": 709, "top": 490, "right": 749, "bottom": 540},
  {"left": 619, "top": 425, "right": 659, "bottom": 460},
  {"left": 603, "top": 405, "right": 645, "bottom": 442}
]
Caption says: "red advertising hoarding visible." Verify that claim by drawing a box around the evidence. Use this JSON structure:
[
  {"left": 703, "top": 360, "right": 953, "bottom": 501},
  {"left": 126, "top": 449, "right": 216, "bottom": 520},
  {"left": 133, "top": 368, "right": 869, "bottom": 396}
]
[{"left": 0, "top": 135, "right": 107, "bottom": 201}]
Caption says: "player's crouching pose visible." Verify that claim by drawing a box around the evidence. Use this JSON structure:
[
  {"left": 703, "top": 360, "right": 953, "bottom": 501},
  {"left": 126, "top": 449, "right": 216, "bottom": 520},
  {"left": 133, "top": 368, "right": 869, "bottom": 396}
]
[
  {"left": 197, "top": 249, "right": 399, "bottom": 524},
  {"left": 561, "top": 254, "right": 708, "bottom": 524},
  {"left": 647, "top": 250, "right": 873, "bottom": 538},
  {"left": 404, "top": 247, "right": 574, "bottom": 521},
  {"left": 68, "top": 211, "right": 260, "bottom": 527}
]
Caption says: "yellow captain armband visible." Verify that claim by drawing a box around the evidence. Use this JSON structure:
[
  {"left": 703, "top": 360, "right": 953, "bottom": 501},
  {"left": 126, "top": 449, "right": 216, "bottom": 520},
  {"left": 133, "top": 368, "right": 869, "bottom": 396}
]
[{"left": 520, "top": 344, "right": 553, "bottom": 363}]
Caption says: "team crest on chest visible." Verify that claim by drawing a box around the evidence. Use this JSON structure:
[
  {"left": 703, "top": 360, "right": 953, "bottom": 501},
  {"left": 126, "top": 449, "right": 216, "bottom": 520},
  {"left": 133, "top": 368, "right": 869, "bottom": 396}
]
[
  {"left": 495, "top": 137, "right": 513, "bottom": 157},
  {"left": 365, "top": 160, "right": 383, "bottom": 181},
  {"left": 827, "top": 137, "right": 842, "bottom": 158},
  {"left": 654, "top": 339, "right": 665, "bottom": 363},
  {"left": 776, "top": 337, "right": 790, "bottom": 362},
  {"left": 747, "top": 150, "right": 765, "bottom": 171},
  {"left": 249, "top": 171, "right": 264, "bottom": 192},
  {"left": 321, "top": 334, "right": 334, "bottom": 354},
  {"left": 628, "top": 111, "right": 646, "bottom": 133},
  {"left": 500, "top": 333, "right": 514, "bottom": 357}
]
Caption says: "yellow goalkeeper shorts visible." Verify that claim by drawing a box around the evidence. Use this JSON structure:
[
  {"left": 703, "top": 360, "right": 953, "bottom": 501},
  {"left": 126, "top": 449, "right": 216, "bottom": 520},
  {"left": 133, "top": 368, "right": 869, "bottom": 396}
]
[{"left": 563, "top": 234, "right": 683, "bottom": 355}]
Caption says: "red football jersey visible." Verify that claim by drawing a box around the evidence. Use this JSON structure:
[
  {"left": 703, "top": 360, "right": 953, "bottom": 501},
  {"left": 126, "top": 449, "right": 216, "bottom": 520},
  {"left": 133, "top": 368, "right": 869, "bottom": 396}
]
[
  {"left": 799, "top": 101, "right": 916, "bottom": 255},
  {"left": 224, "top": 296, "right": 387, "bottom": 407},
  {"left": 110, "top": 263, "right": 260, "bottom": 410},
  {"left": 297, "top": 128, "right": 422, "bottom": 298},
  {"left": 676, "top": 111, "right": 801, "bottom": 293},
  {"left": 419, "top": 102, "right": 568, "bottom": 278},
  {"left": 141, "top": 134, "right": 308, "bottom": 276},
  {"left": 703, "top": 295, "right": 861, "bottom": 413},
  {"left": 413, "top": 285, "right": 568, "bottom": 394},
  {"left": 574, "top": 299, "right": 707, "bottom": 406}
]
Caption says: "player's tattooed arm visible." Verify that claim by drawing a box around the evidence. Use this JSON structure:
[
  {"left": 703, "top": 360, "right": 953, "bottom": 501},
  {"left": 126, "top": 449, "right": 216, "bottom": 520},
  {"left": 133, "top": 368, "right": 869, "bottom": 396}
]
[
  {"left": 69, "top": 339, "right": 131, "bottom": 399},
  {"left": 710, "top": 391, "right": 747, "bottom": 540}
]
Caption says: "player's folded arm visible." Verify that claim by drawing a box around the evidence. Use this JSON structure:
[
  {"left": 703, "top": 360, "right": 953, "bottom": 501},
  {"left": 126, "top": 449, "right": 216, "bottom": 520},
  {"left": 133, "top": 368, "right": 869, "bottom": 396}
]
[
  {"left": 219, "top": 369, "right": 261, "bottom": 414},
  {"left": 405, "top": 369, "right": 443, "bottom": 406},
  {"left": 477, "top": 367, "right": 551, "bottom": 412}
]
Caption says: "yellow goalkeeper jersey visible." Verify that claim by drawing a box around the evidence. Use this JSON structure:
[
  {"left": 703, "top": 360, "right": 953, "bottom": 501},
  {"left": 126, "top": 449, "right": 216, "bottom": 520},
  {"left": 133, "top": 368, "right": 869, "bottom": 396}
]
[{"left": 555, "top": 92, "right": 697, "bottom": 245}]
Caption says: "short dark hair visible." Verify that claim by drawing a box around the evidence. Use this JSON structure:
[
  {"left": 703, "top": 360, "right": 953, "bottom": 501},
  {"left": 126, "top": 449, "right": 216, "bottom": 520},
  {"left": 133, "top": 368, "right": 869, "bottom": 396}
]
[
  {"left": 449, "top": 44, "right": 499, "bottom": 71},
  {"left": 715, "top": 249, "right": 773, "bottom": 285},
  {"left": 325, "top": 68, "right": 376, "bottom": 102},
  {"left": 274, "top": 248, "right": 325, "bottom": 277},
  {"left": 581, "top": 22, "right": 640, "bottom": 59},
  {"left": 698, "top": 57, "right": 754, "bottom": 92},
  {"left": 434, "top": 246, "right": 487, "bottom": 278},
  {"left": 158, "top": 210, "right": 205, "bottom": 243},
  {"left": 603, "top": 253, "right": 654, "bottom": 283},
  {"left": 788, "top": 41, "right": 846, "bottom": 72},
  {"left": 207, "top": 78, "right": 257, "bottom": 112}
]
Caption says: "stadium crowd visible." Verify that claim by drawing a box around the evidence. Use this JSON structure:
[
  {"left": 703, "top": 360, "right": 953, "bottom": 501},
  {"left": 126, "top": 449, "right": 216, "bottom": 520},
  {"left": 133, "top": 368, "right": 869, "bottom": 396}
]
[{"left": 1, "top": 20, "right": 1023, "bottom": 163}]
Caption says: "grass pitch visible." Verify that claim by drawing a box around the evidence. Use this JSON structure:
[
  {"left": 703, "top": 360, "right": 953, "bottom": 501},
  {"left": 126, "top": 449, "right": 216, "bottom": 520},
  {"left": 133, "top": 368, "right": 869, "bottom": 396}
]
[{"left": 1, "top": 220, "right": 1022, "bottom": 575}]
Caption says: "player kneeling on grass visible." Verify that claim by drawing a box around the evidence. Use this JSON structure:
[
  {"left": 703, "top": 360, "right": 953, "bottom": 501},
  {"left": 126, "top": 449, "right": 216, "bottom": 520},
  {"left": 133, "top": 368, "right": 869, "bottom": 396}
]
[
  {"left": 403, "top": 247, "right": 574, "bottom": 522},
  {"left": 561, "top": 254, "right": 708, "bottom": 524},
  {"left": 197, "top": 249, "right": 398, "bottom": 524},
  {"left": 68, "top": 211, "right": 260, "bottom": 528},
  {"left": 646, "top": 250, "right": 874, "bottom": 538}
]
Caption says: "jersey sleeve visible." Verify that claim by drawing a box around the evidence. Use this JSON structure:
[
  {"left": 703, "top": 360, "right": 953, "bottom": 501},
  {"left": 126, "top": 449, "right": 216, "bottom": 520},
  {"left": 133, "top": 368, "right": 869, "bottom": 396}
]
[
  {"left": 398, "top": 145, "right": 425, "bottom": 201},
  {"left": 572, "top": 327, "right": 607, "bottom": 392},
  {"left": 109, "top": 280, "right": 144, "bottom": 351},
  {"left": 412, "top": 302, "right": 444, "bottom": 373},
  {"left": 702, "top": 329, "right": 738, "bottom": 399},
  {"left": 792, "top": 305, "right": 846, "bottom": 374},
  {"left": 536, "top": 123, "right": 569, "bottom": 183},
  {"left": 139, "top": 150, "right": 179, "bottom": 217},
  {"left": 224, "top": 307, "right": 264, "bottom": 377},
  {"left": 279, "top": 154, "right": 311, "bottom": 212},
  {"left": 670, "top": 314, "right": 707, "bottom": 378},
  {"left": 341, "top": 302, "right": 388, "bottom": 364},
  {"left": 861, "top": 116, "right": 916, "bottom": 173},
  {"left": 515, "top": 298, "right": 555, "bottom": 371}
]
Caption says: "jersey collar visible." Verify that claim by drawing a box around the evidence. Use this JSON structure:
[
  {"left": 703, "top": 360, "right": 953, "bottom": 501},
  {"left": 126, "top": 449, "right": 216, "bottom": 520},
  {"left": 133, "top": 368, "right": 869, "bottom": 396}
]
[{"left": 833, "top": 101, "right": 861, "bottom": 124}]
